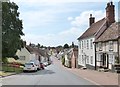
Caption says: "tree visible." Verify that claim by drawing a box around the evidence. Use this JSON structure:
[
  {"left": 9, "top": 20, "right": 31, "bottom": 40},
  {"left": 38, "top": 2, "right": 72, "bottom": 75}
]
[
  {"left": 36, "top": 43, "right": 40, "bottom": 48},
  {"left": 72, "top": 42, "right": 74, "bottom": 48},
  {"left": 63, "top": 43, "right": 69, "bottom": 49},
  {"left": 2, "top": 1, "right": 24, "bottom": 58}
]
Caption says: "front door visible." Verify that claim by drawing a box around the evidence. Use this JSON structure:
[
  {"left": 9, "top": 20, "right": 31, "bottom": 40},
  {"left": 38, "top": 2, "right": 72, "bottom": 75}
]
[{"left": 102, "top": 53, "right": 108, "bottom": 68}]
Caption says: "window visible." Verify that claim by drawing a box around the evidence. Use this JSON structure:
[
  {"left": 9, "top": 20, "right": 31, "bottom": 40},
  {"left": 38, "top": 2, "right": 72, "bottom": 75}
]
[
  {"left": 109, "top": 54, "right": 115, "bottom": 64},
  {"left": 79, "top": 41, "right": 81, "bottom": 49},
  {"left": 19, "top": 56, "right": 25, "bottom": 60},
  {"left": 98, "top": 42, "right": 102, "bottom": 51},
  {"left": 109, "top": 41, "right": 113, "bottom": 51},
  {"left": 90, "top": 56, "right": 93, "bottom": 64},
  {"left": 90, "top": 39, "right": 93, "bottom": 49},
  {"left": 82, "top": 41, "right": 83, "bottom": 49},
  {"left": 82, "top": 55, "right": 84, "bottom": 64},
  {"left": 87, "top": 56, "right": 89, "bottom": 64},
  {"left": 84, "top": 40, "right": 86, "bottom": 48},
  {"left": 87, "top": 40, "right": 89, "bottom": 49},
  {"left": 97, "top": 54, "right": 100, "bottom": 61}
]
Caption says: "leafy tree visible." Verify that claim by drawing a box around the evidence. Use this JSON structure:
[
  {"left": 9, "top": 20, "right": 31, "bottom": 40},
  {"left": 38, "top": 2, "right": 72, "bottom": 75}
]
[
  {"left": 36, "top": 43, "right": 40, "bottom": 48},
  {"left": 63, "top": 43, "right": 69, "bottom": 49},
  {"left": 2, "top": 1, "right": 24, "bottom": 58}
]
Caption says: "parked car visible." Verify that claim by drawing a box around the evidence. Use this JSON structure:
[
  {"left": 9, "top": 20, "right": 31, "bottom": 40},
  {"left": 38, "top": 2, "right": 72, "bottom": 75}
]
[
  {"left": 43, "top": 62, "right": 48, "bottom": 67},
  {"left": 29, "top": 60, "right": 41, "bottom": 70},
  {"left": 40, "top": 63, "right": 45, "bottom": 70},
  {"left": 23, "top": 62, "right": 38, "bottom": 72}
]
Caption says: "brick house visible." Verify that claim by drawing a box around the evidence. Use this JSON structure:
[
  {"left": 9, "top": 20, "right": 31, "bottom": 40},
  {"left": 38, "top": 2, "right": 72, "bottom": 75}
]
[{"left": 71, "top": 48, "right": 78, "bottom": 68}]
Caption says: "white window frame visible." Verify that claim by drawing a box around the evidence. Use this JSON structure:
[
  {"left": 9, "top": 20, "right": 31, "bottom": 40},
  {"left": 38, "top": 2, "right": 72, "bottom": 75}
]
[
  {"left": 109, "top": 41, "right": 113, "bottom": 51},
  {"left": 91, "top": 56, "right": 93, "bottom": 64},
  {"left": 98, "top": 42, "right": 102, "bottom": 51},
  {"left": 87, "top": 40, "right": 89, "bottom": 49},
  {"left": 90, "top": 39, "right": 93, "bottom": 49}
]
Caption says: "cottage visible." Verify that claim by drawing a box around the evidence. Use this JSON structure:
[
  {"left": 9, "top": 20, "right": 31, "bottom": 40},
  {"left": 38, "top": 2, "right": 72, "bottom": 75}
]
[
  {"left": 16, "top": 42, "right": 49, "bottom": 64},
  {"left": 95, "top": 22, "right": 120, "bottom": 72},
  {"left": 77, "top": 2, "right": 116, "bottom": 70}
]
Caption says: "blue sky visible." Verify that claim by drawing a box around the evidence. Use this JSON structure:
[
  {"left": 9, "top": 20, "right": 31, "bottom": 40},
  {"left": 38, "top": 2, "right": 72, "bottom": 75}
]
[{"left": 10, "top": 0, "right": 119, "bottom": 47}]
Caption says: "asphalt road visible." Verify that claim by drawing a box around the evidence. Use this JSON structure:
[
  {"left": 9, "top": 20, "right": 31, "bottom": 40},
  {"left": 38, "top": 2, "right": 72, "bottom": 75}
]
[{"left": 2, "top": 57, "right": 95, "bottom": 85}]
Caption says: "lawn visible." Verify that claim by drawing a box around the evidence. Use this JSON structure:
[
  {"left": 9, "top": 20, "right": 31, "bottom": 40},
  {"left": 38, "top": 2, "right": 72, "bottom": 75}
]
[{"left": 1, "top": 64, "right": 23, "bottom": 74}]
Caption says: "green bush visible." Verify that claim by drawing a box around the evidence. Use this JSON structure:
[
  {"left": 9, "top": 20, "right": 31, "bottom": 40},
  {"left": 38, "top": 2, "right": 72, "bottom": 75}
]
[
  {"left": 2, "top": 58, "right": 8, "bottom": 64},
  {"left": 62, "top": 56, "right": 65, "bottom": 65}
]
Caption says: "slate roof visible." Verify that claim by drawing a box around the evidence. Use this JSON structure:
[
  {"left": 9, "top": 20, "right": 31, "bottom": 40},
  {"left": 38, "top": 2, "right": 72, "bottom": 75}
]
[
  {"left": 95, "top": 22, "right": 120, "bottom": 42},
  {"left": 78, "top": 18, "right": 106, "bottom": 40}
]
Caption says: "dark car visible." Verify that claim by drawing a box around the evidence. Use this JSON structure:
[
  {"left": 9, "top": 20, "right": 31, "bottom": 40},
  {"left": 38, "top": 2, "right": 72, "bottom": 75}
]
[{"left": 40, "top": 63, "right": 44, "bottom": 70}]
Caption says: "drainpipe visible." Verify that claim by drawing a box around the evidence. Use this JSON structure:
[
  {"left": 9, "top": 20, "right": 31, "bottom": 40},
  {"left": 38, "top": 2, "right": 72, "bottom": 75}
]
[{"left": 94, "top": 43, "right": 97, "bottom": 70}]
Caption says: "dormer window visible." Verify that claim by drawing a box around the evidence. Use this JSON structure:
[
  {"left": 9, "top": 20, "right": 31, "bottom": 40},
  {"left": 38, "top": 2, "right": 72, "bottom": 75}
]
[{"left": 109, "top": 41, "right": 113, "bottom": 51}]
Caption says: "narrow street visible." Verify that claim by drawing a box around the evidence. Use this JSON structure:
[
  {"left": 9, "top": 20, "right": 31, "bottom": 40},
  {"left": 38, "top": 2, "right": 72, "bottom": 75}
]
[{"left": 2, "top": 56, "right": 96, "bottom": 85}]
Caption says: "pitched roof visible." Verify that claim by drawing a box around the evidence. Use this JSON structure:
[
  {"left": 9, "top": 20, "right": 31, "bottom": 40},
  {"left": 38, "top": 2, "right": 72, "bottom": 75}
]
[
  {"left": 95, "top": 22, "right": 120, "bottom": 42},
  {"left": 26, "top": 46, "right": 48, "bottom": 57},
  {"left": 78, "top": 18, "right": 106, "bottom": 40}
]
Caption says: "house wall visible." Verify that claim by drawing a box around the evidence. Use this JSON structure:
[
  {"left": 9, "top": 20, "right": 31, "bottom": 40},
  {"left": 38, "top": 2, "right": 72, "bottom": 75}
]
[
  {"left": 71, "top": 53, "right": 75, "bottom": 68},
  {"left": 119, "top": 38, "right": 120, "bottom": 63},
  {"left": 16, "top": 47, "right": 31, "bottom": 64},
  {"left": 96, "top": 41, "right": 118, "bottom": 52},
  {"left": 96, "top": 40, "right": 118, "bottom": 71},
  {"left": 65, "top": 54, "right": 68, "bottom": 67},
  {"left": 78, "top": 37, "right": 95, "bottom": 69}
]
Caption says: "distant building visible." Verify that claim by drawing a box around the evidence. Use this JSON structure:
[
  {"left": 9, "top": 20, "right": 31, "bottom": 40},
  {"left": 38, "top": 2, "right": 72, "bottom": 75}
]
[{"left": 16, "top": 42, "right": 49, "bottom": 64}]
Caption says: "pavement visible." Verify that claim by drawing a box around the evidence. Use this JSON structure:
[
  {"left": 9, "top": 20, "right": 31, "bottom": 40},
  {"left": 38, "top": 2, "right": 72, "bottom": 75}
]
[{"left": 53, "top": 56, "right": 119, "bottom": 86}]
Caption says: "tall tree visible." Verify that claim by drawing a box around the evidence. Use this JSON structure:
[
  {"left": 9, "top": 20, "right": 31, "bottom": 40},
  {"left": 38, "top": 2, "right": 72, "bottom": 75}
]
[{"left": 2, "top": 1, "right": 24, "bottom": 58}]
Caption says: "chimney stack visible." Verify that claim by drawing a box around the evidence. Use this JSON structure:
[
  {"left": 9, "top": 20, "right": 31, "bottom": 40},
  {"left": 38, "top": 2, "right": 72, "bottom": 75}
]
[
  {"left": 89, "top": 14, "right": 95, "bottom": 26},
  {"left": 106, "top": 1, "right": 115, "bottom": 26}
]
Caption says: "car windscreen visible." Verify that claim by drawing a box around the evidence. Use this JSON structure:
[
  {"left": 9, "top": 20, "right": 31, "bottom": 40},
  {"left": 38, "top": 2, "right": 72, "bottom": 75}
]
[{"left": 25, "top": 63, "right": 33, "bottom": 65}]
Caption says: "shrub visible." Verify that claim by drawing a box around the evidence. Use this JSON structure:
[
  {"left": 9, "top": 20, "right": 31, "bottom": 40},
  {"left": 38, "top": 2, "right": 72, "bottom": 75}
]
[
  {"left": 62, "top": 56, "right": 65, "bottom": 65},
  {"left": 2, "top": 58, "right": 8, "bottom": 64}
]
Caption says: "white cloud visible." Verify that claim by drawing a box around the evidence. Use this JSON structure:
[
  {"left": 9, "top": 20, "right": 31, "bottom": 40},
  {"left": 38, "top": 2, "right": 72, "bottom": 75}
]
[
  {"left": 20, "top": 10, "right": 57, "bottom": 30},
  {"left": 22, "top": 27, "right": 82, "bottom": 46},
  {"left": 71, "top": 10, "right": 105, "bottom": 27},
  {"left": 68, "top": 17, "right": 73, "bottom": 21},
  {"left": 21, "top": 10, "right": 106, "bottom": 46}
]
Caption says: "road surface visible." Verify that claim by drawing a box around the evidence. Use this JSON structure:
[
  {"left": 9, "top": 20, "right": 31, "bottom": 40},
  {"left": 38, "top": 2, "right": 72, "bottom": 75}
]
[{"left": 2, "top": 56, "right": 96, "bottom": 85}]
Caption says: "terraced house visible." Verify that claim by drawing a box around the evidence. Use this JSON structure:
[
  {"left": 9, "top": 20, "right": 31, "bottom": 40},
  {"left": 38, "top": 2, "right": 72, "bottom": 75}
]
[
  {"left": 95, "top": 22, "right": 120, "bottom": 72},
  {"left": 77, "top": 2, "right": 118, "bottom": 70}
]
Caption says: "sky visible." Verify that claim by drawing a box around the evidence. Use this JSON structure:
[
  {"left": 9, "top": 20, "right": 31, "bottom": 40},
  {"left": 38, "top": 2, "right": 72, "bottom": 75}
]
[{"left": 10, "top": 0, "right": 119, "bottom": 47}]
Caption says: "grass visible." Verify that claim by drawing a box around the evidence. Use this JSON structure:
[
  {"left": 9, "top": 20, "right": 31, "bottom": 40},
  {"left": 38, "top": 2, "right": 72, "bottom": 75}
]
[
  {"left": 0, "top": 71, "right": 15, "bottom": 77},
  {"left": 1, "top": 64, "right": 23, "bottom": 74}
]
